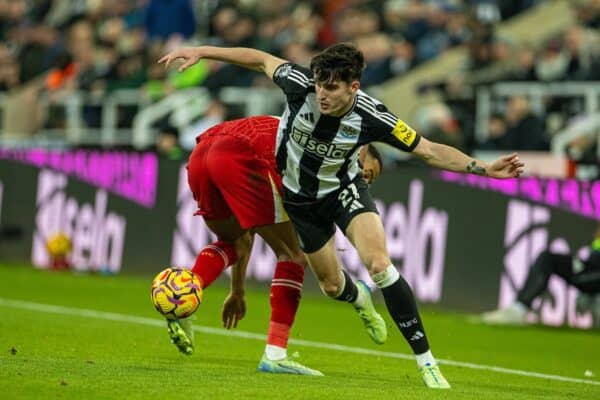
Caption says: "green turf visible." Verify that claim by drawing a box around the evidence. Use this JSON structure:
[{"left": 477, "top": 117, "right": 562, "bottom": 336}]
[{"left": 1, "top": 264, "right": 599, "bottom": 399}]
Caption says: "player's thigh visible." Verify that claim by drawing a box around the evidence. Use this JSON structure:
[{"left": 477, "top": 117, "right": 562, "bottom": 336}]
[
  {"left": 304, "top": 235, "right": 343, "bottom": 285},
  {"left": 210, "top": 145, "right": 280, "bottom": 229},
  {"left": 345, "top": 212, "right": 390, "bottom": 273},
  {"left": 188, "top": 139, "right": 232, "bottom": 221},
  {"left": 282, "top": 192, "right": 337, "bottom": 255},
  {"left": 335, "top": 178, "right": 390, "bottom": 272},
  {"left": 254, "top": 221, "right": 306, "bottom": 266},
  {"left": 204, "top": 216, "right": 246, "bottom": 243}
]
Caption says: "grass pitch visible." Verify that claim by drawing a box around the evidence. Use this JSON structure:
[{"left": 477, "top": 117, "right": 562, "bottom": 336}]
[{"left": 1, "top": 264, "right": 599, "bottom": 399}]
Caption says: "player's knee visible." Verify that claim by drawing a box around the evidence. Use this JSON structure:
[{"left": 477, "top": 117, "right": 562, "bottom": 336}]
[
  {"left": 319, "top": 278, "right": 343, "bottom": 297},
  {"left": 365, "top": 255, "right": 391, "bottom": 275}
]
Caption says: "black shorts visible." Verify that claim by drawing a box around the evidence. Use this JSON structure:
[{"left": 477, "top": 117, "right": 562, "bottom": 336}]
[{"left": 282, "top": 177, "right": 379, "bottom": 253}]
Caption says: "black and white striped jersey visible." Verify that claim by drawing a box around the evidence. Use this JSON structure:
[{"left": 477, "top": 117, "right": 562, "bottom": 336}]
[{"left": 272, "top": 62, "right": 421, "bottom": 200}]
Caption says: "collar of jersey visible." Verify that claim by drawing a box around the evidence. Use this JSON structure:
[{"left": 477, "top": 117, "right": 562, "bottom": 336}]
[{"left": 338, "top": 95, "right": 358, "bottom": 119}]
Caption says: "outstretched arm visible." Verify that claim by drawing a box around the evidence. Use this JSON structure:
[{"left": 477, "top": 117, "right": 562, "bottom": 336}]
[
  {"left": 158, "top": 46, "right": 287, "bottom": 80},
  {"left": 412, "top": 137, "right": 524, "bottom": 179}
]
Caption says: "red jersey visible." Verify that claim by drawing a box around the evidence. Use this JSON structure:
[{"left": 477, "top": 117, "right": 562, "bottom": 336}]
[
  {"left": 196, "top": 115, "right": 279, "bottom": 165},
  {"left": 188, "top": 116, "right": 287, "bottom": 229}
]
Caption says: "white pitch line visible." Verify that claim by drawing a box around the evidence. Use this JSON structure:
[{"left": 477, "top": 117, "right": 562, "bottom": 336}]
[{"left": 1, "top": 297, "right": 598, "bottom": 387}]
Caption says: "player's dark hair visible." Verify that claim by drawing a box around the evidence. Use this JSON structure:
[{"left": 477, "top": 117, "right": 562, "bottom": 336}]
[
  {"left": 366, "top": 144, "right": 383, "bottom": 174},
  {"left": 310, "top": 43, "right": 365, "bottom": 84}
]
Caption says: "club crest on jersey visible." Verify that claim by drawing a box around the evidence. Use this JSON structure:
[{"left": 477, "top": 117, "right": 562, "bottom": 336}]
[
  {"left": 392, "top": 120, "right": 416, "bottom": 146},
  {"left": 291, "top": 127, "right": 349, "bottom": 159},
  {"left": 340, "top": 124, "right": 359, "bottom": 138}
]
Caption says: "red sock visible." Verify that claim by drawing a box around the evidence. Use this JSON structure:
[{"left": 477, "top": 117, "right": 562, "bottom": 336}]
[
  {"left": 191, "top": 241, "right": 238, "bottom": 288},
  {"left": 267, "top": 261, "right": 305, "bottom": 348}
]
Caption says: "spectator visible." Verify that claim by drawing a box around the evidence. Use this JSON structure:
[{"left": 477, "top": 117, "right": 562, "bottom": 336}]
[
  {"left": 572, "top": 0, "right": 600, "bottom": 29},
  {"left": 504, "top": 95, "right": 548, "bottom": 151},
  {"left": 144, "top": 0, "right": 196, "bottom": 41},
  {"left": 334, "top": 6, "right": 380, "bottom": 42},
  {"left": 356, "top": 33, "right": 394, "bottom": 87},
  {"left": 156, "top": 124, "right": 183, "bottom": 160},
  {"left": 495, "top": 0, "right": 538, "bottom": 20},
  {"left": 479, "top": 112, "right": 509, "bottom": 150},
  {"left": 466, "top": 27, "right": 497, "bottom": 70},
  {"left": 281, "top": 41, "right": 315, "bottom": 66},
  {"left": 0, "top": 45, "right": 20, "bottom": 91},
  {"left": 535, "top": 38, "right": 569, "bottom": 82},
  {"left": 479, "top": 96, "right": 547, "bottom": 151},
  {"left": 415, "top": 102, "right": 466, "bottom": 152},
  {"left": 563, "top": 25, "right": 600, "bottom": 80},
  {"left": 504, "top": 44, "right": 538, "bottom": 81}
]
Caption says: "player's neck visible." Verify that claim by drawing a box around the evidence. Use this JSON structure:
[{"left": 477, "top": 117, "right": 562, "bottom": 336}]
[{"left": 330, "top": 96, "right": 356, "bottom": 118}]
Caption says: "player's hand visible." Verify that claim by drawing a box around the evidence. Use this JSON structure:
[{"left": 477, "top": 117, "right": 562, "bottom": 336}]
[
  {"left": 487, "top": 153, "right": 525, "bottom": 179},
  {"left": 158, "top": 47, "right": 203, "bottom": 72},
  {"left": 222, "top": 293, "right": 246, "bottom": 329}
]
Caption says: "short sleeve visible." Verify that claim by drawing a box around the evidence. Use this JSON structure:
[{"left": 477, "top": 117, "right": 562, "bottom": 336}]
[
  {"left": 377, "top": 118, "right": 421, "bottom": 152},
  {"left": 357, "top": 94, "right": 421, "bottom": 152},
  {"left": 272, "top": 62, "right": 313, "bottom": 100}
]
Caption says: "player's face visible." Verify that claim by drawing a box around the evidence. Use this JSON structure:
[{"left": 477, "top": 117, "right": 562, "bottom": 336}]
[{"left": 314, "top": 79, "right": 359, "bottom": 117}]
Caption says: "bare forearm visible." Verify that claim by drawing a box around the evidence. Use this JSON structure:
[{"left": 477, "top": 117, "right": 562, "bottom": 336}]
[
  {"left": 197, "top": 46, "right": 271, "bottom": 73},
  {"left": 426, "top": 143, "right": 488, "bottom": 175},
  {"left": 230, "top": 259, "right": 248, "bottom": 295},
  {"left": 229, "top": 233, "right": 254, "bottom": 295}
]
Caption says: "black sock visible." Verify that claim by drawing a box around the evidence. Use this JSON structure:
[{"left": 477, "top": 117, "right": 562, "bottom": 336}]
[
  {"left": 381, "top": 275, "right": 430, "bottom": 354},
  {"left": 334, "top": 270, "right": 358, "bottom": 303}
]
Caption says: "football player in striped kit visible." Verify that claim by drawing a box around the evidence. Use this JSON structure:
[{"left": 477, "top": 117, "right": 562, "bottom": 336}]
[
  {"left": 160, "top": 43, "right": 524, "bottom": 388},
  {"left": 168, "top": 115, "right": 383, "bottom": 376}
]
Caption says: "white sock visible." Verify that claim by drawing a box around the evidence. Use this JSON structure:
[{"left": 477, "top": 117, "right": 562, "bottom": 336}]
[
  {"left": 352, "top": 282, "right": 366, "bottom": 309},
  {"left": 415, "top": 350, "right": 436, "bottom": 368},
  {"left": 512, "top": 301, "right": 528, "bottom": 314},
  {"left": 265, "top": 344, "right": 287, "bottom": 361},
  {"left": 372, "top": 265, "right": 400, "bottom": 289}
]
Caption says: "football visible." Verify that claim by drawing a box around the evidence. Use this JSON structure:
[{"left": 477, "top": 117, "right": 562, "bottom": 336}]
[
  {"left": 151, "top": 267, "right": 202, "bottom": 319},
  {"left": 46, "top": 232, "right": 72, "bottom": 257}
]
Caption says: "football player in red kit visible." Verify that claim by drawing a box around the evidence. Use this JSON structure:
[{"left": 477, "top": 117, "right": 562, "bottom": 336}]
[{"left": 168, "top": 115, "right": 382, "bottom": 376}]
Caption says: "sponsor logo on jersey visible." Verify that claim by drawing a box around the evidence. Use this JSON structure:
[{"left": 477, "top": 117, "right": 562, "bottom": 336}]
[
  {"left": 291, "top": 127, "right": 349, "bottom": 159},
  {"left": 392, "top": 120, "right": 416, "bottom": 146},
  {"left": 340, "top": 124, "right": 359, "bottom": 138}
]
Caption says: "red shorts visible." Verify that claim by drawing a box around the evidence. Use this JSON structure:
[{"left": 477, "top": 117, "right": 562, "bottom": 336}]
[{"left": 187, "top": 119, "right": 288, "bottom": 229}]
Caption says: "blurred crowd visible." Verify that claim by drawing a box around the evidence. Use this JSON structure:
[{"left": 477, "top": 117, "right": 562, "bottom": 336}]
[
  {"left": 1, "top": 0, "right": 600, "bottom": 165},
  {"left": 403, "top": 0, "right": 600, "bottom": 163},
  {"left": 0, "top": 0, "right": 542, "bottom": 95}
]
